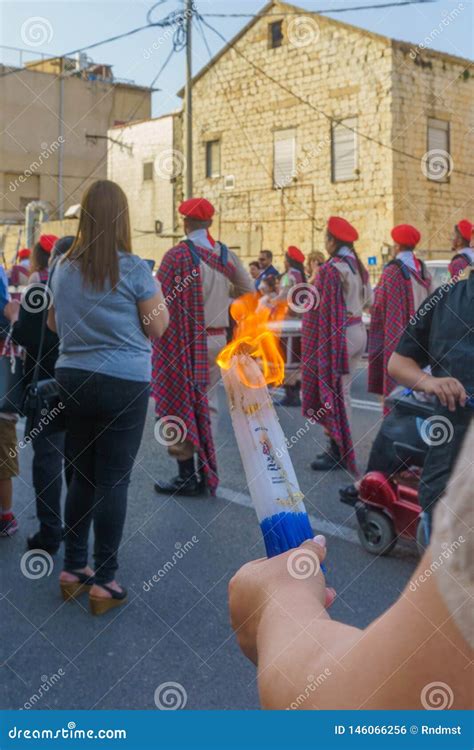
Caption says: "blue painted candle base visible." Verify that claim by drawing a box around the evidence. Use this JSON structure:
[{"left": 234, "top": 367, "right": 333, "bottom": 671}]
[{"left": 260, "top": 511, "right": 314, "bottom": 558}]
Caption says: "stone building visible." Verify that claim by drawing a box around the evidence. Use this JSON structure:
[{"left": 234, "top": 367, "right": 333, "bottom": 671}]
[
  {"left": 107, "top": 113, "right": 183, "bottom": 261},
  {"left": 181, "top": 0, "right": 473, "bottom": 268},
  {"left": 0, "top": 55, "right": 151, "bottom": 232}
]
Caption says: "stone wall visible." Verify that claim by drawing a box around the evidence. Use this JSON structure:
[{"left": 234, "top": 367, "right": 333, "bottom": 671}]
[
  {"left": 189, "top": 1, "right": 395, "bottom": 269},
  {"left": 107, "top": 114, "right": 182, "bottom": 264},
  {"left": 391, "top": 41, "right": 474, "bottom": 255}
]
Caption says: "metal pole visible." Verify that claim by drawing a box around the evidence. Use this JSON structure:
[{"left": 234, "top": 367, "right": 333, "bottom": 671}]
[
  {"left": 184, "top": 0, "right": 193, "bottom": 199},
  {"left": 58, "top": 57, "right": 65, "bottom": 219}
]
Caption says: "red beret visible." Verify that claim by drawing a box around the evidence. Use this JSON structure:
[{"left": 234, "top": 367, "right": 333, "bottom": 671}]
[
  {"left": 456, "top": 220, "right": 473, "bottom": 243},
  {"left": 18, "top": 248, "right": 31, "bottom": 260},
  {"left": 327, "top": 216, "right": 358, "bottom": 243},
  {"left": 179, "top": 198, "right": 215, "bottom": 221},
  {"left": 391, "top": 224, "right": 421, "bottom": 248},
  {"left": 38, "top": 234, "right": 59, "bottom": 253},
  {"left": 287, "top": 245, "right": 305, "bottom": 263}
]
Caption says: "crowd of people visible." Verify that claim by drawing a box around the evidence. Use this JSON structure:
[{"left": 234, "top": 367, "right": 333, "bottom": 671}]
[{"left": 0, "top": 180, "right": 472, "bottom": 707}]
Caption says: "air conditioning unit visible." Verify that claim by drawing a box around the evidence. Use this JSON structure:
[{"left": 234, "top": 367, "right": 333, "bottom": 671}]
[{"left": 224, "top": 175, "right": 235, "bottom": 191}]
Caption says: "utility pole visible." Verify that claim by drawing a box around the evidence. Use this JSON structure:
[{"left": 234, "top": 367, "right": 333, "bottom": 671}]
[
  {"left": 184, "top": 0, "right": 193, "bottom": 199},
  {"left": 58, "top": 57, "right": 65, "bottom": 219}
]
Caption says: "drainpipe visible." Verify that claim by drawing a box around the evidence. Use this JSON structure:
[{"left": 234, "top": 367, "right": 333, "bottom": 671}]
[{"left": 25, "top": 201, "right": 50, "bottom": 248}]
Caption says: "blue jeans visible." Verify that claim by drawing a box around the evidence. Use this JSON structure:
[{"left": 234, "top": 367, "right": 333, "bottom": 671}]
[
  {"left": 56, "top": 369, "right": 149, "bottom": 585},
  {"left": 32, "top": 431, "right": 70, "bottom": 546}
]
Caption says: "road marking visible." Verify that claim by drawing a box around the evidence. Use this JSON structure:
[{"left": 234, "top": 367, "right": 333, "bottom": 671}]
[
  {"left": 351, "top": 398, "right": 382, "bottom": 412},
  {"left": 218, "top": 486, "right": 359, "bottom": 544}
]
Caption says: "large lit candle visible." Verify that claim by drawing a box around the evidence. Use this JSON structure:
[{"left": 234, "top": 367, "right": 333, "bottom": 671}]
[{"left": 219, "top": 351, "right": 313, "bottom": 557}]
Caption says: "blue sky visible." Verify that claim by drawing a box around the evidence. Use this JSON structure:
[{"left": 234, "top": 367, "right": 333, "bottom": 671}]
[{"left": 1, "top": 0, "right": 472, "bottom": 116}]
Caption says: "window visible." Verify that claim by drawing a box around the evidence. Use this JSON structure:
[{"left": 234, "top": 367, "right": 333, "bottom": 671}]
[
  {"left": 273, "top": 128, "right": 296, "bottom": 188},
  {"left": 426, "top": 118, "right": 450, "bottom": 182},
  {"left": 269, "top": 21, "right": 283, "bottom": 49},
  {"left": 143, "top": 162, "right": 154, "bottom": 181},
  {"left": 331, "top": 117, "right": 358, "bottom": 182},
  {"left": 205, "top": 140, "right": 221, "bottom": 178}
]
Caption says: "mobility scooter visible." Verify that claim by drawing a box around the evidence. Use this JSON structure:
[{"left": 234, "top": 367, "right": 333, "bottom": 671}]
[{"left": 340, "top": 387, "right": 435, "bottom": 556}]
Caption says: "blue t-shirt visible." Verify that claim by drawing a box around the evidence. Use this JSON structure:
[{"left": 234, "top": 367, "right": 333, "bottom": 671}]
[{"left": 50, "top": 252, "right": 158, "bottom": 382}]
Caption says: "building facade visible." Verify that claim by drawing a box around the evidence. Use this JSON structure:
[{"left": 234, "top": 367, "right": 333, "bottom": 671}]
[
  {"left": 107, "top": 113, "right": 183, "bottom": 261},
  {"left": 0, "top": 56, "right": 151, "bottom": 230},
  {"left": 182, "top": 0, "right": 473, "bottom": 268}
]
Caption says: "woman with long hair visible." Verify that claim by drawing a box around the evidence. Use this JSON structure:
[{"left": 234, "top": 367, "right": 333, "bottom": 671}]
[
  {"left": 302, "top": 217, "right": 373, "bottom": 472},
  {"left": 48, "top": 179, "right": 168, "bottom": 615}
]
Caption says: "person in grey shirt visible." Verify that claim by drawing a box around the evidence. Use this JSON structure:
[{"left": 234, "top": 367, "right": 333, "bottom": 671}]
[{"left": 48, "top": 179, "right": 168, "bottom": 616}]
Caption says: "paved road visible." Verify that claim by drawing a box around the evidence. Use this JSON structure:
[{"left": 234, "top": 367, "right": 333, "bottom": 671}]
[{"left": 0, "top": 365, "right": 419, "bottom": 710}]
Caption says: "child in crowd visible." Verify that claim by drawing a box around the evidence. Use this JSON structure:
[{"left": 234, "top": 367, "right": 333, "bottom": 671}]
[
  {"left": 0, "top": 412, "right": 19, "bottom": 536},
  {"left": 256, "top": 275, "right": 279, "bottom": 313}
]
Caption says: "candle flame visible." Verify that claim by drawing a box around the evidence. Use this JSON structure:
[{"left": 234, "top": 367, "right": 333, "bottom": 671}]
[{"left": 217, "top": 293, "right": 287, "bottom": 388}]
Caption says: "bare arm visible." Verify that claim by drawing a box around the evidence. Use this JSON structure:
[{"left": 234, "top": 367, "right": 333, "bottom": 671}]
[
  {"left": 138, "top": 290, "right": 169, "bottom": 339},
  {"left": 388, "top": 352, "right": 466, "bottom": 411},
  {"left": 230, "top": 542, "right": 472, "bottom": 710}
]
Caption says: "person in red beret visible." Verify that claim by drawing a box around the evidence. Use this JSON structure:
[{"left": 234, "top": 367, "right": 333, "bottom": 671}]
[
  {"left": 9, "top": 248, "right": 31, "bottom": 287},
  {"left": 152, "top": 197, "right": 254, "bottom": 496},
  {"left": 302, "top": 217, "right": 372, "bottom": 472},
  {"left": 368, "top": 224, "right": 434, "bottom": 414},
  {"left": 28, "top": 234, "right": 59, "bottom": 284},
  {"left": 448, "top": 220, "right": 473, "bottom": 281}
]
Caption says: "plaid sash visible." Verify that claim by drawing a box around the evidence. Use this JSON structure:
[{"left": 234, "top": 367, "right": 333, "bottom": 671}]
[
  {"left": 368, "top": 260, "right": 431, "bottom": 410},
  {"left": 301, "top": 258, "right": 357, "bottom": 474},
  {"left": 151, "top": 241, "right": 235, "bottom": 495}
]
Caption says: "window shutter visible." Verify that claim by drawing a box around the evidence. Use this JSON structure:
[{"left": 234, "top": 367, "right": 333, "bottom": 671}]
[
  {"left": 206, "top": 140, "right": 221, "bottom": 178},
  {"left": 331, "top": 118, "right": 358, "bottom": 182},
  {"left": 274, "top": 129, "right": 296, "bottom": 188},
  {"left": 427, "top": 119, "right": 450, "bottom": 182}
]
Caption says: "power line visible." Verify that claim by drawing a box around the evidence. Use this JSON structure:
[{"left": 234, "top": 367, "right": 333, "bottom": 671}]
[
  {"left": 195, "top": 15, "right": 326, "bottom": 232},
  {"left": 200, "top": 0, "right": 439, "bottom": 17},
  {"left": 60, "top": 44, "right": 179, "bottom": 205},
  {"left": 198, "top": 14, "right": 474, "bottom": 179}
]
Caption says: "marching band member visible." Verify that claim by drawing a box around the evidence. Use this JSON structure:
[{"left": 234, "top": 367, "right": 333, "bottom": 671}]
[
  {"left": 152, "top": 198, "right": 253, "bottom": 497},
  {"left": 448, "top": 219, "right": 473, "bottom": 280},
  {"left": 302, "top": 217, "right": 372, "bottom": 473},
  {"left": 368, "top": 224, "right": 433, "bottom": 413},
  {"left": 9, "top": 247, "right": 31, "bottom": 287}
]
